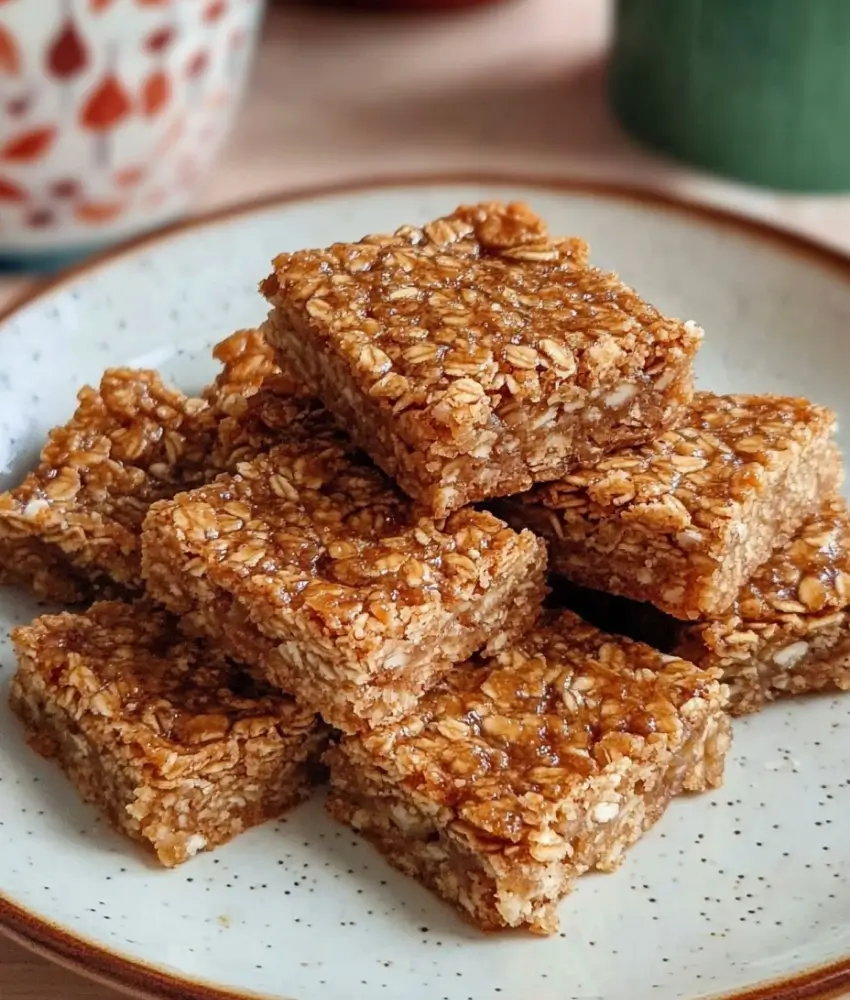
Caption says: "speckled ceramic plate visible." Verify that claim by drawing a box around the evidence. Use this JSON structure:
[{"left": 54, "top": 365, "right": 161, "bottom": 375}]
[{"left": 1, "top": 177, "right": 849, "bottom": 1000}]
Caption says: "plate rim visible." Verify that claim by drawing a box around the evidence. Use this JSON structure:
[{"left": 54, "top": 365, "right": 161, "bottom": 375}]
[{"left": 2, "top": 170, "right": 849, "bottom": 1000}]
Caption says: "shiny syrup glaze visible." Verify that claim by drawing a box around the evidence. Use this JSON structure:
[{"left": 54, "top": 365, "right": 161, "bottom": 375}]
[
  {"left": 12, "top": 600, "right": 314, "bottom": 745},
  {"left": 355, "top": 610, "right": 718, "bottom": 830}
]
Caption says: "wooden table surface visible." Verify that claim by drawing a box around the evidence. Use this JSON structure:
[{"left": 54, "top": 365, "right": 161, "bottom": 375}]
[{"left": 4, "top": 1, "right": 850, "bottom": 997}]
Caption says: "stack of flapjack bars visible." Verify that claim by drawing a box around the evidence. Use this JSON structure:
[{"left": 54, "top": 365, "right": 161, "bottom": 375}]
[{"left": 2, "top": 203, "right": 846, "bottom": 935}]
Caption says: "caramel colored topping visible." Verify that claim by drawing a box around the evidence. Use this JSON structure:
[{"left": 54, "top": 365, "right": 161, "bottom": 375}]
[
  {"left": 146, "top": 433, "right": 539, "bottom": 634},
  {"left": 354, "top": 610, "right": 724, "bottom": 843},
  {"left": 0, "top": 369, "right": 214, "bottom": 588},
  {"left": 262, "top": 202, "right": 697, "bottom": 428},
  {"left": 11, "top": 600, "right": 316, "bottom": 746},
  {"left": 528, "top": 392, "right": 837, "bottom": 526},
  {"left": 679, "top": 495, "right": 850, "bottom": 658},
  {"left": 736, "top": 495, "right": 850, "bottom": 619}
]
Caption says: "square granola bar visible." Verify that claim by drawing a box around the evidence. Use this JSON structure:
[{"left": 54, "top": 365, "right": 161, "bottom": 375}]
[
  {"left": 326, "top": 610, "right": 730, "bottom": 934},
  {"left": 0, "top": 369, "right": 214, "bottom": 597},
  {"left": 9, "top": 600, "right": 325, "bottom": 866},
  {"left": 142, "top": 430, "right": 547, "bottom": 733},
  {"left": 674, "top": 494, "right": 850, "bottom": 714},
  {"left": 499, "top": 393, "right": 841, "bottom": 620},
  {"left": 261, "top": 201, "right": 701, "bottom": 515},
  {"left": 0, "top": 330, "right": 316, "bottom": 602}
]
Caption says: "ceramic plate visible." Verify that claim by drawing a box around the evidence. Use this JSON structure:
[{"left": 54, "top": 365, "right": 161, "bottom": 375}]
[{"left": 1, "top": 178, "right": 849, "bottom": 1000}]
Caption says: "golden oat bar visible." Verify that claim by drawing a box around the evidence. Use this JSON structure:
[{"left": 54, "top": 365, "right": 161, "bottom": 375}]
[
  {"left": 545, "top": 498, "right": 850, "bottom": 715},
  {"left": 326, "top": 610, "right": 731, "bottom": 935},
  {"left": 0, "top": 332, "right": 313, "bottom": 602},
  {"left": 142, "top": 428, "right": 547, "bottom": 734},
  {"left": 673, "top": 495, "right": 850, "bottom": 715},
  {"left": 0, "top": 536, "right": 92, "bottom": 604},
  {"left": 9, "top": 601, "right": 325, "bottom": 867},
  {"left": 499, "top": 393, "right": 841, "bottom": 620},
  {"left": 204, "top": 327, "right": 285, "bottom": 415},
  {"left": 204, "top": 328, "right": 327, "bottom": 472},
  {"left": 261, "top": 201, "right": 701, "bottom": 516},
  {"left": 0, "top": 369, "right": 214, "bottom": 596}
]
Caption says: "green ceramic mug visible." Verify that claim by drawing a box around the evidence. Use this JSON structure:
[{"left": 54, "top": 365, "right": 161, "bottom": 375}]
[{"left": 609, "top": 0, "right": 850, "bottom": 192}]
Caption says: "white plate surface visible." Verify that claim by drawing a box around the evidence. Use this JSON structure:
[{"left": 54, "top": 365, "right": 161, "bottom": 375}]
[{"left": 1, "top": 179, "right": 849, "bottom": 1000}]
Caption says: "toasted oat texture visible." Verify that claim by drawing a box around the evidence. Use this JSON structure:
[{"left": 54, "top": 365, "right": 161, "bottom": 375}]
[
  {"left": 261, "top": 201, "right": 701, "bottom": 515},
  {"left": 499, "top": 393, "right": 842, "bottom": 620},
  {"left": 204, "top": 327, "right": 289, "bottom": 414},
  {"left": 547, "top": 559, "right": 850, "bottom": 717},
  {"left": 0, "top": 536, "right": 92, "bottom": 603},
  {"left": 204, "top": 328, "right": 329, "bottom": 472},
  {"left": 9, "top": 600, "right": 325, "bottom": 867},
  {"left": 0, "top": 369, "right": 214, "bottom": 594},
  {"left": 326, "top": 609, "right": 730, "bottom": 934},
  {"left": 142, "top": 433, "right": 547, "bottom": 733},
  {"left": 674, "top": 494, "right": 850, "bottom": 714}
]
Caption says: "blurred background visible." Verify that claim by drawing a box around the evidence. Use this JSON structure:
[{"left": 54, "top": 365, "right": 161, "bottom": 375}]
[{"left": 2, "top": 0, "right": 850, "bottom": 298}]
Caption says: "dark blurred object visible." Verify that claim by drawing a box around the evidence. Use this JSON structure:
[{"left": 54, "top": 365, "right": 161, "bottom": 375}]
[
  {"left": 298, "top": 0, "right": 510, "bottom": 10},
  {"left": 546, "top": 575, "right": 678, "bottom": 653},
  {"left": 609, "top": 0, "right": 850, "bottom": 192}
]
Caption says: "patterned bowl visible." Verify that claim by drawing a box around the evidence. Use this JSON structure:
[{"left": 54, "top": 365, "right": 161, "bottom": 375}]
[{"left": 0, "top": 0, "right": 264, "bottom": 268}]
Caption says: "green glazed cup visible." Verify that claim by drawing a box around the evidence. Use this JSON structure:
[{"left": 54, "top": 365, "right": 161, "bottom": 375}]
[{"left": 609, "top": 0, "right": 850, "bottom": 192}]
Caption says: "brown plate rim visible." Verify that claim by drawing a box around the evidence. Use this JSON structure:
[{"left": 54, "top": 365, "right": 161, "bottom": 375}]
[{"left": 1, "top": 170, "right": 849, "bottom": 1000}]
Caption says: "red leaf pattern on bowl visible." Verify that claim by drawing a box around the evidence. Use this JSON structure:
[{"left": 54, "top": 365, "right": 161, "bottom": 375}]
[
  {"left": 46, "top": 19, "right": 89, "bottom": 79},
  {"left": 1, "top": 127, "right": 56, "bottom": 161},
  {"left": 0, "top": 175, "right": 29, "bottom": 201},
  {"left": 141, "top": 69, "right": 170, "bottom": 116},
  {"left": 0, "top": 23, "right": 21, "bottom": 74}
]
